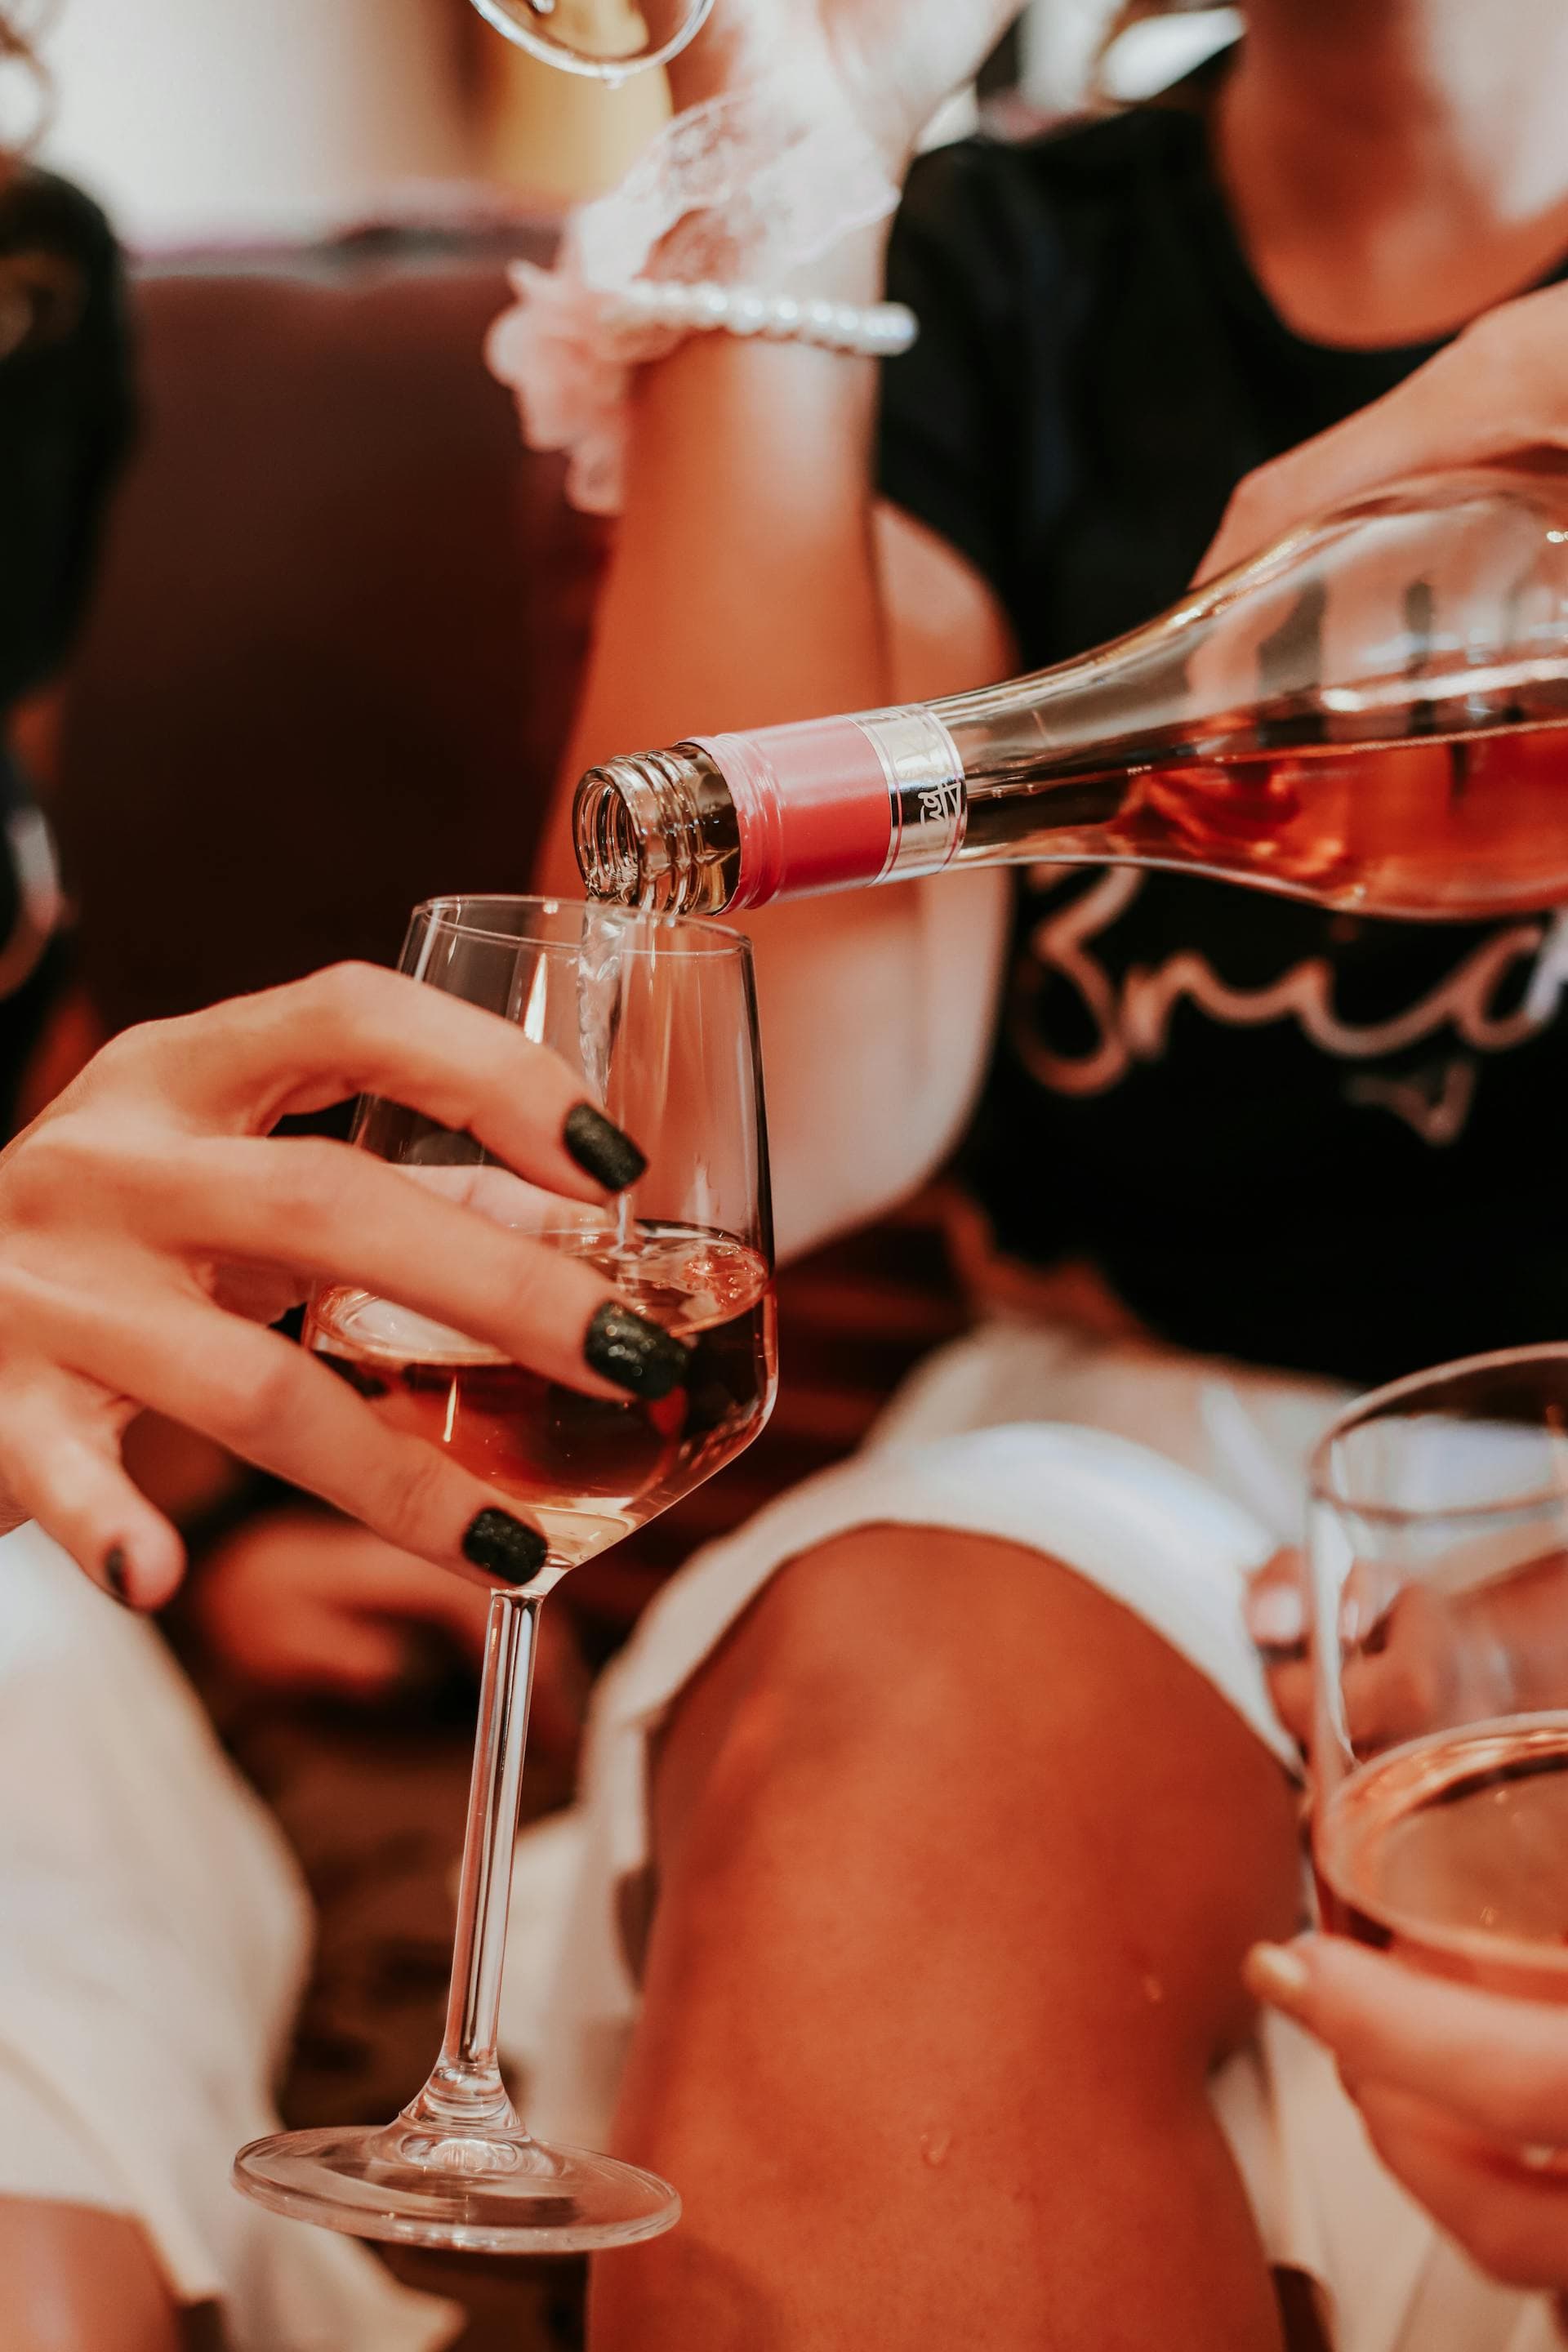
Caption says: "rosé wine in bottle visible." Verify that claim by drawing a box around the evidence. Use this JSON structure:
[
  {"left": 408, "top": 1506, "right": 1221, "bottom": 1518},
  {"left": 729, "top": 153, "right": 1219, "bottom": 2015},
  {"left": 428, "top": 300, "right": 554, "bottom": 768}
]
[
  {"left": 1315, "top": 1717, "right": 1568, "bottom": 2002},
  {"left": 575, "top": 467, "right": 1568, "bottom": 921},
  {"left": 310, "top": 1223, "right": 776, "bottom": 1579}
]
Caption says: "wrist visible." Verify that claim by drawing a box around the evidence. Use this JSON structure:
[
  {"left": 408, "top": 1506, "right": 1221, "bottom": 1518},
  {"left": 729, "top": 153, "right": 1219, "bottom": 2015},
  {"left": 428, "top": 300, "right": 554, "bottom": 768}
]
[
  {"left": 646, "top": 215, "right": 892, "bottom": 304},
  {"left": 571, "top": 82, "right": 901, "bottom": 296},
  {"left": 486, "top": 79, "right": 908, "bottom": 517},
  {"left": 784, "top": 219, "right": 894, "bottom": 303}
]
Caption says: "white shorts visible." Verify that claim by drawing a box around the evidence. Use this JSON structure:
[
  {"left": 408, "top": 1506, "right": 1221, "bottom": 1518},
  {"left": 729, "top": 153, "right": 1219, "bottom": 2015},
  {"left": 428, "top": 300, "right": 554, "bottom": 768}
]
[
  {"left": 0, "top": 1521, "right": 460, "bottom": 2352},
  {"left": 504, "top": 1318, "right": 1564, "bottom": 2352}
]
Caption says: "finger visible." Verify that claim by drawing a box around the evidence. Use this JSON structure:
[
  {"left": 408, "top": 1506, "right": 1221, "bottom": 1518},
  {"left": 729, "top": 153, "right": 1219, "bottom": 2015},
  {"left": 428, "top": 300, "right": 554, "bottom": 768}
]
[
  {"left": 1246, "top": 1550, "right": 1307, "bottom": 1660},
  {"left": 216, "top": 1594, "right": 416, "bottom": 1699},
  {"left": 1263, "top": 1655, "right": 1314, "bottom": 1748},
  {"left": 306, "top": 1538, "right": 493, "bottom": 1678},
  {"left": 1245, "top": 1551, "right": 1313, "bottom": 1744},
  {"left": 1196, "top": 286, "right": 1568, "bottom": 581},
  {"left": 12, "top": 1273, "right": 555, "bottom": 1599},
  {"left": 257, "top": 1525, "right": 495, "bottom": 1653},
  {"left": 1247, "top": 1936, "right": 1568, "bottom": 2148},
  {"left": 308, "top": 1613, "right": 418, "bottom": 1698},
  {"left": 1355, "top": 2079, "right": 1568, "bottom": 2290},
  {"left": 0, "top": 1366, "right": 184, "bottom": 1606},
  {"left": 143, "top": 1135, "right": 688, "bottom": 1403},
  {"left": 192, "top": 1517, "right": 491, "bottom": 1694},
  {"left": 120, "top": 963, "right": 649, "bottom": 1203}
]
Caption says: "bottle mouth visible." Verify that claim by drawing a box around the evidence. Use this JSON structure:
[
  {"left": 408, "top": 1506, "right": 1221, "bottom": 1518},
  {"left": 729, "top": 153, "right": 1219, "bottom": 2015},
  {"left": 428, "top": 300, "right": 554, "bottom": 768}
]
[
  {"left": 574, "top": 760, "right": 655, "bottom": 907},
  {"left": 572, "top": 744, "right": 737, "bottom": 915}
]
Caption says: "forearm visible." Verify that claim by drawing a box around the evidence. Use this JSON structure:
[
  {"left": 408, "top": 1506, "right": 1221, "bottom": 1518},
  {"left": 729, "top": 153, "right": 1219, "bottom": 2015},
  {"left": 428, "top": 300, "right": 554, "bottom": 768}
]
[
  {"left": 541, "top": 229, "right": 895, "bottom": 889},
  {"left": 536, "top": 214, "right": 1010, "bottom": 1262}
]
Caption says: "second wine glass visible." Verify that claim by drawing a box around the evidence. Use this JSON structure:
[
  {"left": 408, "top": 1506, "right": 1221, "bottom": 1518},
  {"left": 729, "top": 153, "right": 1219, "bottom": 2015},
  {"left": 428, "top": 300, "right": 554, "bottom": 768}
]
[
  {"left": 234, "top": 894, "right": 775, "bottom": 2251},
  {"left": 1308, "top": 1344, "right": 1568, "bottom": 2002}
]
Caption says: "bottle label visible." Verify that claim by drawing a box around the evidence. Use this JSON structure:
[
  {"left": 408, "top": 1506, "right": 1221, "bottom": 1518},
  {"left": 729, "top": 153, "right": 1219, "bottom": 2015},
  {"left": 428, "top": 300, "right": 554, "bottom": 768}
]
[
  {"left": 859, "top": 711, "right": 969, "bottom": 881},
  {"left": 695, "top": 709, "right": 967, "bottom": 906}
]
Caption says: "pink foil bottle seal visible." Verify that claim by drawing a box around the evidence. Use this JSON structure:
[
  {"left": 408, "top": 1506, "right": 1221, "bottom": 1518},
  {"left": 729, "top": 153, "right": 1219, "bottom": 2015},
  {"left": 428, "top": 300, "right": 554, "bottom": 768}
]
[{"left": 694, "top": 708, "right": 969, "bottom": 907}]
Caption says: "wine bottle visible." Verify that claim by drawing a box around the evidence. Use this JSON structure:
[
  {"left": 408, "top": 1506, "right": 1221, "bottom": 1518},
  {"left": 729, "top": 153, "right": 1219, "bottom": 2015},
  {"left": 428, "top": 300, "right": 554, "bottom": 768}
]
[{"left": 574, "top": 466, "right": 1568, "bottom": 921}]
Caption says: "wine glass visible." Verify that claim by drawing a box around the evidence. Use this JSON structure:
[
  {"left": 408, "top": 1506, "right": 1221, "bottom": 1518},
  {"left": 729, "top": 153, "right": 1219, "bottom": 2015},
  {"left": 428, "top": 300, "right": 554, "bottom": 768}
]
[
  {"left": 466, "top": 0, "right": 715, "bottom": 82},
  {"left": 1308, "top": 1344, "right": 1568, "bottom": 2001},
  {"left": 234, "top": 895, "right": 775, "bottom": 2250}
]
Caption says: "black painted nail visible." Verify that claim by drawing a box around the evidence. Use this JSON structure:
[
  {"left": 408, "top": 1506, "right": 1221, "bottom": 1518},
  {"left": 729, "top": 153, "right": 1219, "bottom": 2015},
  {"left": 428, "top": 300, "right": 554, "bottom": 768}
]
[
  {"left": 462, "top": 1508, "right": 549, "bottom": 1586},
  {"left": 564, "top": 1102, "right": 648, "bottom": 1193},
  {"left": 103, "top": 1544, "right": 131, "bottom": 1605},
  {"left": 585, "top": 1302, "right": 691, "bottom": 1401}
]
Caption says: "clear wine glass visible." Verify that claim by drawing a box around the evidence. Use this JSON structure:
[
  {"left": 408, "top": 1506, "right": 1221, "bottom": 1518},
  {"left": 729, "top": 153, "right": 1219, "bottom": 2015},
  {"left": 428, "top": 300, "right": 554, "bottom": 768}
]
[
  {"left": 1308, "top": 1344, "right": 1568, "bottom": 2002},
  {"left": 467, "top": 0, "right": 715, "bottom": 82},
  {"left": 234, "top": 895, "right": 775, "bottom": 2250}
]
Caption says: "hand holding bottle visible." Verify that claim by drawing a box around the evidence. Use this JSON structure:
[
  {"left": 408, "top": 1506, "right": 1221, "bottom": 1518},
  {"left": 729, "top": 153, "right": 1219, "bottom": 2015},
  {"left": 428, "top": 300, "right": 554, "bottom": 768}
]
[{"left": 1200, "top": 280, "right": 1568, "bottom": 579}]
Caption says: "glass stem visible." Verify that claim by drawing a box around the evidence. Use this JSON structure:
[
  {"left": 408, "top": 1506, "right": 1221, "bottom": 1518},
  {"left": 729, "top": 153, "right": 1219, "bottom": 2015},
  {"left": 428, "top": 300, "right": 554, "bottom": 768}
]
[{"left": 402, "top": 1589, "right": 541, "bottom": 2138}]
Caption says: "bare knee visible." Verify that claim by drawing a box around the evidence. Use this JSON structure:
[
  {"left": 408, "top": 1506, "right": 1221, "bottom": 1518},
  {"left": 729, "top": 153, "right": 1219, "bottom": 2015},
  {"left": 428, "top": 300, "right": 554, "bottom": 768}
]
[
  {"left": 651, "top": 1523, "right": 1299, "bottom": 2068},
  {"left": 0, "top": 2202, "right": 182, "bottom": 2352}
]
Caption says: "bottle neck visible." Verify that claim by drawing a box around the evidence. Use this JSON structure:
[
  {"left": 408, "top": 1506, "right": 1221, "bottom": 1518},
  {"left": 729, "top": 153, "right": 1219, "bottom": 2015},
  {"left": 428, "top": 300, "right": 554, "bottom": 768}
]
[
  {"left": 574, "top": 742, "right": 743, "bottom": 914},
  {"left": 574, "top": 709, "right": 972, "bottom": 913},
  {"left": 697, "top": 710, "right": 968, "bottom": 905},
  {"left": 575, "top": 467, "right": 1568, "bottom": 915}
]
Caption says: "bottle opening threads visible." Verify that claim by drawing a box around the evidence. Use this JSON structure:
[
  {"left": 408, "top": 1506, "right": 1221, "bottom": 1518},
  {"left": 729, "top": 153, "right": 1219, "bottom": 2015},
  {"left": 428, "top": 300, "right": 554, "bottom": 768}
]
[
  {"left": 573, "top": 746, "right": 741, "bottom": 915},
  {"left": 574, "top": 760, "right": 652, "bottom": 906}
]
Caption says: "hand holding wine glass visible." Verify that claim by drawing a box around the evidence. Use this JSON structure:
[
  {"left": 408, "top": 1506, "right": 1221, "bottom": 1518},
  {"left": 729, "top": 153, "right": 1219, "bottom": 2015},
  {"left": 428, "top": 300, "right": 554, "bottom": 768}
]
[
  {"left": 1242, "top": 1348, "right": 1568, "bottom": 2319},
  {"left": 1247, "top": 1936, "right": 1568, "bottom": 2312},
  {"left": 1302, "top": 1349, "right": 1568, "bottom": 2002},
  {"left": 234, "top": 897, "right": 776, "bottom": 2253},
  {"left": 0, "top": 962, "right": 669, "bottom": 1609}
]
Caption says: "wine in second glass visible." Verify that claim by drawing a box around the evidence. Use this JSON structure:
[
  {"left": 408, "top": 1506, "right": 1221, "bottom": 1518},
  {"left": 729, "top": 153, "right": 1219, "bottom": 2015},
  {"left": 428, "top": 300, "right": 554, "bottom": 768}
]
[
  {"left": 310, "top": 1223, "right": 773, "bottom": 1577},
  {"left": 1316, "top": 1708, "right": 1568, "bottom": 2001},
  {"left": 1309, "top": 1349, "right": 1568, "bottom": 2003}
]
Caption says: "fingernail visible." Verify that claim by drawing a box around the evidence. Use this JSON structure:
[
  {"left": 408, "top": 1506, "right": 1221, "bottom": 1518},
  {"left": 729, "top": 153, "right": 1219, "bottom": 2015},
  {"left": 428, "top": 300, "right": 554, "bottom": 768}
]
[
  {"left": 1244, "top": 1940, "right": 1312, "bottom": 2014},
  {"left": 461, "top": 1508, "right": 549, "bottom": 1585},
  {"left": 564, "top": 1102, "right": 648, "bottom": 1193},
  {"left": 1247, "top": 1577, "right": 1306, "bottom": 1650},
  {"left": 585, "top": 1302, "right": 691, "bottom": 1401},
  {"left": 103, "top": 1544, "right": 131, "bottom": 1606}
]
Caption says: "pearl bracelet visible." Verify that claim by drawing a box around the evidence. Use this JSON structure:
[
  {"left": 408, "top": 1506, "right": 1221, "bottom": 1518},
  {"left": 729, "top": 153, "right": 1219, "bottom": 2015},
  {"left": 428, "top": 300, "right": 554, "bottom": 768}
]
[
  {"left": 602, "top": 277, "right": 918, "bottom": 358},
  {"left": 488, "top": 247, "right": 918, "bottom": 514}
]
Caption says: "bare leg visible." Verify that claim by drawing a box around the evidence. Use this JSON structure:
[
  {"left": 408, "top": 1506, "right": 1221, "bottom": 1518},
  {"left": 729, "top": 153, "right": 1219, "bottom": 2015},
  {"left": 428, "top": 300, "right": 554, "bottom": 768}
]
[
  {"left": 591, "top": 1526, "right": 1300, "bottom": 2350},
  {"left": 0, "top": 2200, "right": 182, "bottom": 2352}
]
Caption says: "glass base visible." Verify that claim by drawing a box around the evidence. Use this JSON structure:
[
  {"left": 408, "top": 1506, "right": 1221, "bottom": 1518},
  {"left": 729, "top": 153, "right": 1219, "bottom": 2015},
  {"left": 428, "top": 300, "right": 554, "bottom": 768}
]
[{"left": 233, "top": 2120, "right": 681, "bottom": 2254}]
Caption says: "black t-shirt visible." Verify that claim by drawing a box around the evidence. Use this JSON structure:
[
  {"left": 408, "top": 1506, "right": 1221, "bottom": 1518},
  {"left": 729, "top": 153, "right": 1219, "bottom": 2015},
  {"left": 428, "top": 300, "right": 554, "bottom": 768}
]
[
  {"left": 879, "top": 91, "right": 1568, "bottom": 1388},
  {"left": 0, "top": 167, "right": 131, "bottom": 1129}
]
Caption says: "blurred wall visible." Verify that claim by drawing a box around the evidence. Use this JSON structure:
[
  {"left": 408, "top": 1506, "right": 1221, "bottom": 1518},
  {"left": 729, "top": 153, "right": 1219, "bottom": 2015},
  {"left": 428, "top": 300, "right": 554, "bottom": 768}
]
[
  {"left": 37, "top": 0, "right": 673, "bottom": 246},
  {"left": 38, "top": 0, "right": 477, "bottom": 246}
]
